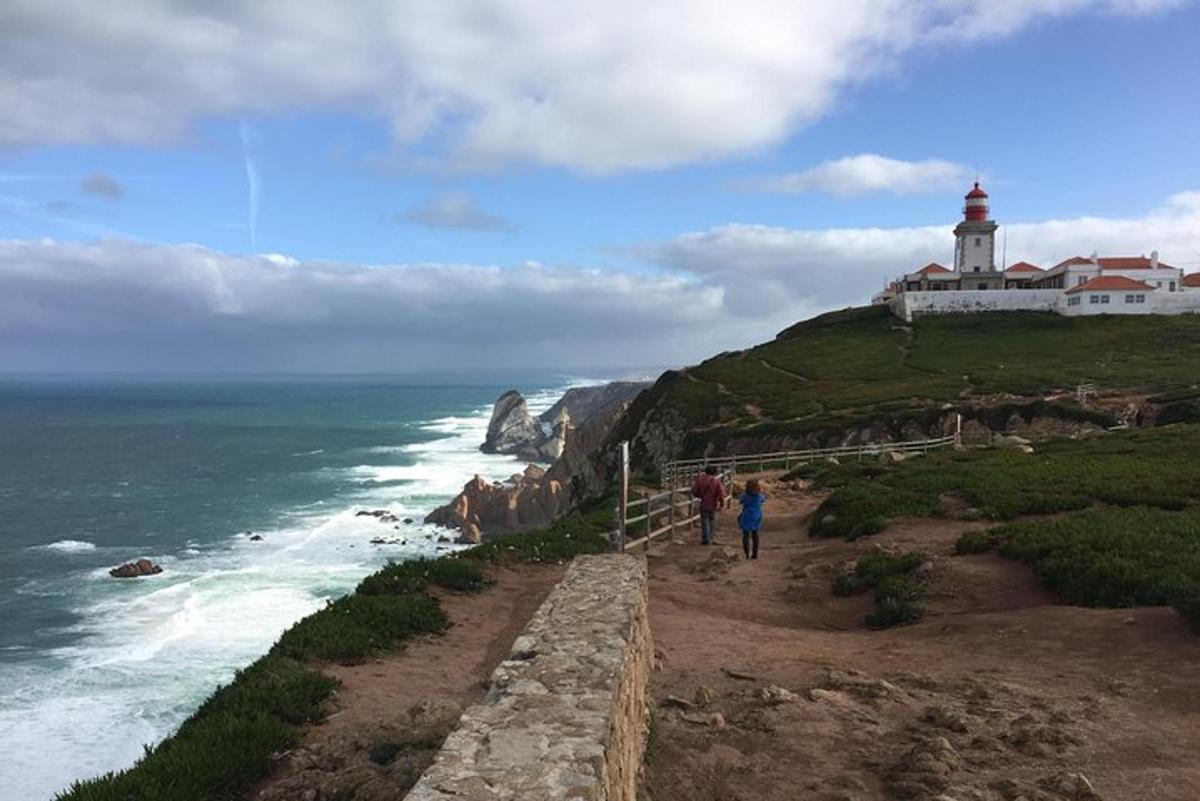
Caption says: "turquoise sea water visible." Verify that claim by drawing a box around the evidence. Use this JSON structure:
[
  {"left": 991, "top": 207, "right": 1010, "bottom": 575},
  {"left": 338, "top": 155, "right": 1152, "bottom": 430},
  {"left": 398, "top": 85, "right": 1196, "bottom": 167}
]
[{"left": 0, "top": 373, "right": 604, "bottom": 800}]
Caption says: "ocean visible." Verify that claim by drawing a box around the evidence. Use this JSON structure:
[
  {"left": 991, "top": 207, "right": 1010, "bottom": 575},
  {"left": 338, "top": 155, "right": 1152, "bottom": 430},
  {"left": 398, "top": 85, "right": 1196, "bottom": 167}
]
[{"left": 0, "top": 373, "right": 612, "bottom": 800}]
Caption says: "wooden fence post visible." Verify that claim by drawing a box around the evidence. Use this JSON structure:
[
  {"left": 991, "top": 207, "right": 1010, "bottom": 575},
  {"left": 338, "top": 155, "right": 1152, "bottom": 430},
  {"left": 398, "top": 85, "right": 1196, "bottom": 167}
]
[
  {"left": 617, "top": 441, "right": 629, "bottom": 552},
  {"left": 643, "top": 490, "right": 652, "bottom": 552},
  {"left": 668, "top": 489, "right": 676, "bottom": 537}
]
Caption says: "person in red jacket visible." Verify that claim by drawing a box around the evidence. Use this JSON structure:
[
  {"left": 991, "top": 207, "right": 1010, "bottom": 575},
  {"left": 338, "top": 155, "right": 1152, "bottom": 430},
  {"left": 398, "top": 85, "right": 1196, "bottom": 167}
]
[{"left": 691, "top": 465, "right": 727, "bottom": 545}]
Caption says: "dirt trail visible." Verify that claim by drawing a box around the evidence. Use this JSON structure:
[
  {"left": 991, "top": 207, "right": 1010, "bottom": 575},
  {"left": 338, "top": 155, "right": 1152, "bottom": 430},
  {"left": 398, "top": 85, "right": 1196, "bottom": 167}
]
[
  {"left": 641, "top": 476, "right": 1200, "bottom": 801},
  {"left": 253, "top": 562, "right": 565, "bottom": 800}
]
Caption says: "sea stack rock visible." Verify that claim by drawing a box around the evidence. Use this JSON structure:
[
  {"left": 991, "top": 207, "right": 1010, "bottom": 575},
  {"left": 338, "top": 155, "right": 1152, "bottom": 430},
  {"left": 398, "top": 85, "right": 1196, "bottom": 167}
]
[
  {"left": 109, "top": 558, "right": 163, "bottom": 578},
  {"left": 481, "top": 390, "right": 546, "bottom": 457}
]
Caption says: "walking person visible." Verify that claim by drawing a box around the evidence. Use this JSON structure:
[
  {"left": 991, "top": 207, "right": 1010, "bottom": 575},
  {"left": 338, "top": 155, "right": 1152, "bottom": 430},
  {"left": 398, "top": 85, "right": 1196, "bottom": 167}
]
[
  {"left": 691, "top": 465, "right": 726, "bottom": 545},
  {"left": 738, "top": 478, "right": 766, "bottom": 559}
]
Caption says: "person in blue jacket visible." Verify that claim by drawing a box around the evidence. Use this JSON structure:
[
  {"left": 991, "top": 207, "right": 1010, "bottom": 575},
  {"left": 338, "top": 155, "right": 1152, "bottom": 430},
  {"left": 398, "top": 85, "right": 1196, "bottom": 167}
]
[{"left": 737, "top": 478, "right": 766, "bottom": 559}]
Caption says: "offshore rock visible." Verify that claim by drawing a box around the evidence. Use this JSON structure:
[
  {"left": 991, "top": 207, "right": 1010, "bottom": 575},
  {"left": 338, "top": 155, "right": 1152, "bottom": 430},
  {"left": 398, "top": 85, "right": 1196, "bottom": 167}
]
[
  {"left": 424, "top": 465, "right": 565, "bottom": 537},
  {"left": 109, "top": 559, "right": 163, "bottom": 578}
]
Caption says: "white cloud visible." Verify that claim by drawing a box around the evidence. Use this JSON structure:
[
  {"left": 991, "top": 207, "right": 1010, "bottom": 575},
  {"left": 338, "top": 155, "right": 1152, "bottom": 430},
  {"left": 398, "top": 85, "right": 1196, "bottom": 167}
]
[
  {"left": 4, "top": 191, "right": 1197, "bottom": 372},
  {"left": 399, "top": 191, "right": 516, "bottom": 232},
  {"left": 0, "top": 1, "right": 1183, "bottom": 171},
  {"left": 748, "top": 154, "right": 971, "bottom": 196}
]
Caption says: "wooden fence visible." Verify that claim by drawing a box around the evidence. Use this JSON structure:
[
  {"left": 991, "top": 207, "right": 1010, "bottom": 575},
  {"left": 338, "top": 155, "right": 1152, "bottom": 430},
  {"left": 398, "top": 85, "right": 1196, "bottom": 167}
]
[{"left": 609, "top": 416, "right": 961, "bottom": 553}]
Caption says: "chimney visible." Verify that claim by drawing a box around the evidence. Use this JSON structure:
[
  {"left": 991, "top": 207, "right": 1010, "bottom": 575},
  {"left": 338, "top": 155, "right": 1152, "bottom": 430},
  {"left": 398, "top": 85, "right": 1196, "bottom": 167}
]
[{"left": 1150, "top": 250, "right": 1159, "bottom": 269}]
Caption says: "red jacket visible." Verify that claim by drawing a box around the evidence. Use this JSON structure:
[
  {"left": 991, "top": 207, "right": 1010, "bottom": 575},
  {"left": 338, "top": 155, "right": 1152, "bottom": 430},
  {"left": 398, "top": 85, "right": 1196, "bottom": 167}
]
[{"left": 691, "top": 474, "right": 726, "bottom": 512}]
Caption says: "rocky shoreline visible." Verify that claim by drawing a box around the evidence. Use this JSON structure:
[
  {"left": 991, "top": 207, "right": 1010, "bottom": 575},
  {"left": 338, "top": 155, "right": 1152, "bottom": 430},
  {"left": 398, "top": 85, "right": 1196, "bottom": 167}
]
[{"left": 426, "top": 380, "right": 648, "bottom": 542}]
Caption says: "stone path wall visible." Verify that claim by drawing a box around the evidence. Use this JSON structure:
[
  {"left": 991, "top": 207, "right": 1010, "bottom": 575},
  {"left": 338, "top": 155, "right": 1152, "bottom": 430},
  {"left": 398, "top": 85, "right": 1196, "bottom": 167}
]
[{"left": 404, "top": 554, "right": 651, "bottom": 801}]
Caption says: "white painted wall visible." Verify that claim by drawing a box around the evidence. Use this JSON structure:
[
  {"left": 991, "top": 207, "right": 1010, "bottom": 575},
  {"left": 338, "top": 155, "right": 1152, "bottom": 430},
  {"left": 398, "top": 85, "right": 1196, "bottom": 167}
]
[
  {"left": 956, "top": 229, "right": 994, "bottom": 273},
  {"left": 891, "top": 289, "right": 1061, "bottom": 321}
]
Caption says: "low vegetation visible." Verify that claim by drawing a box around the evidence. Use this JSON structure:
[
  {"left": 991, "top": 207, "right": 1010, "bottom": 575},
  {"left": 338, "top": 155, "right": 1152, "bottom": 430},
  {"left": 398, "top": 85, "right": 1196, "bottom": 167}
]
[
  {"left": 57, "top": 502, "right": 612, "bottom": 801},
  {"left": 833, "top": 552, "right": 927, "bottom": 629},
  {"left": 808, "top": 426, "right": 1200, "bottom": 540},
  {"left": 956, "top": 507, "right": 1200, "bottom": 630}
]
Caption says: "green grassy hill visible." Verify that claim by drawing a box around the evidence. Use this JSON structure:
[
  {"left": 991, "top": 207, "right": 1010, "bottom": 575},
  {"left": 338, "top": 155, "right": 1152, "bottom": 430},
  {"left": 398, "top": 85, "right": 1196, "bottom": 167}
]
[{"left": 615, "top": 306, "right": 1200, "bottom": 464}]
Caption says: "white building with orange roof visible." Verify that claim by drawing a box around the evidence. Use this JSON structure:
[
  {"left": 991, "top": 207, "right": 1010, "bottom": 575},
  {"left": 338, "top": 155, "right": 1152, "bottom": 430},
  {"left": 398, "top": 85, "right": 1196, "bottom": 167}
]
[{"left": 881, "top": 182, "right": 1200, "bottom": 320}]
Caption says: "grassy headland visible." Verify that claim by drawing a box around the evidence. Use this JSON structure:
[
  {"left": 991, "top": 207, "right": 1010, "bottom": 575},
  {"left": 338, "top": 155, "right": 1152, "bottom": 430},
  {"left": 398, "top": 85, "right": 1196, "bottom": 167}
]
[
  {"left": 616, "top": 306, "right": 1200, "bottom": 460},
  {"left": 57, "top": 501, "right": 613, "bottom": 801}
]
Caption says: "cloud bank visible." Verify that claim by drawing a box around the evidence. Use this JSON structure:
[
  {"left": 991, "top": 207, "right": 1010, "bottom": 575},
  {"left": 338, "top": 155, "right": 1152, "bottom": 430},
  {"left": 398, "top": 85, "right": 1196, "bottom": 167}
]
[
  {"left": 3, "top": 192, "right": 1197, "bottom": 372},
  {"left": 0, "top": 1, "right": 1183, "bottom": 171}
]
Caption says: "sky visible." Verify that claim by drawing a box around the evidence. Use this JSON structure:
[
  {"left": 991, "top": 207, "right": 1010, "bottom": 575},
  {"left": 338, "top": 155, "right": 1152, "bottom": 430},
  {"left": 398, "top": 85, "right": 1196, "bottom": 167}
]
[{"left": 2, "top": 0, "right": 1200, "bottom": 373}]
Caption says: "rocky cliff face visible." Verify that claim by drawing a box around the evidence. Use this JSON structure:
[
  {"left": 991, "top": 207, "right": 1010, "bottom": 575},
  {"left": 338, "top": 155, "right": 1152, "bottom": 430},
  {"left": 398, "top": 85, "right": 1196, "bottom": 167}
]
[{"left": 539, "top": 381, "right": 648, "bottom": 428}]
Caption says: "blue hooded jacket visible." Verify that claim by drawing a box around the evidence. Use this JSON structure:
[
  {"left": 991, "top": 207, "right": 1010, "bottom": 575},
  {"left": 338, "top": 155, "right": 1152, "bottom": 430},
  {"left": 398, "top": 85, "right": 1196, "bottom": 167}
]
[{"left": 737, "top": 491, "right": 765, "bottom": 531}]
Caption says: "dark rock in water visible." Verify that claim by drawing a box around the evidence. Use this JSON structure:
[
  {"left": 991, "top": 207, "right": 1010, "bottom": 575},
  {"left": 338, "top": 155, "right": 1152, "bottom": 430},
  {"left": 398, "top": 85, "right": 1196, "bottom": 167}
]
[
  {"left": 403, "top": 518, "right": 414, "bottom": 524},
  {"left": 109, "top": 559, "right": 163, "bottom": 578},
  {"left": 370, "top": 537, "right": 387, "bottom": 545},
  {"left": 437, "top": 535, "right": 451, "bottom": 543},
  {"left": 249, "top": 534, "right": 264, "bottom": 542},
  {"left": 357, "top": 508, "right": 400, "bottom": 523}
]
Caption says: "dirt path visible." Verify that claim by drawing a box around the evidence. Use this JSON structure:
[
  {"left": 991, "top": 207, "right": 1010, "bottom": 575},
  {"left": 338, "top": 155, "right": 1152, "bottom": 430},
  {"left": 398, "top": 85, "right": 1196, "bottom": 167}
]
[
  {"left": 641, "top": 476, "right": 1200, "bottom": 801},
  {"left": 253, "top": 562, "right": 565, "bottom": 800}
]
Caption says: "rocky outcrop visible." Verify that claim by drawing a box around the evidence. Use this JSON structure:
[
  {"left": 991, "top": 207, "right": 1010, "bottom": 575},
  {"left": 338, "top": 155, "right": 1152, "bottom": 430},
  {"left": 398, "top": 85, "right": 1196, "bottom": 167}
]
[
  {"left": 429, "top": 385, "right": 641, "bottom": 540},
  {"left": 424, "top": 464, "right": 566, "bottom": 540},
  {"left": 404, "top": 555, "right": 651, "bottom": 801},
  {"left": 109, "top": 559, "right": 163, "bottom": 578},
  {"left": 481, "top": 390, "right": 547, "bottom": 459}
]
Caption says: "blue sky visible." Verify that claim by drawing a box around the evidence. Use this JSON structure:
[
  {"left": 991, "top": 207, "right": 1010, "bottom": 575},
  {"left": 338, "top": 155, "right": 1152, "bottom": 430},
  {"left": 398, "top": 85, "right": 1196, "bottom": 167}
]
[{"left": 2, "top": 1, "right": 1199, "bottom": 371}]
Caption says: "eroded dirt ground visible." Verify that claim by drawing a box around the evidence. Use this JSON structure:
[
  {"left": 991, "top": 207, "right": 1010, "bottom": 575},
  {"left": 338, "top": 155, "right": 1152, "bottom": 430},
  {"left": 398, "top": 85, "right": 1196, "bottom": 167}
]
[{"left": 640, "top": 476, "right": 1200, "bottom": 801}]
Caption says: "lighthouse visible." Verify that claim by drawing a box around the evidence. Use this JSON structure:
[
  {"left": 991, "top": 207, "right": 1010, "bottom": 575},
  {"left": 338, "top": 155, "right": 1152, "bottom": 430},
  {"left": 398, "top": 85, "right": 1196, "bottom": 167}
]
[{"left": 953, "top": 182, "right": 1001, "bottom": 288}]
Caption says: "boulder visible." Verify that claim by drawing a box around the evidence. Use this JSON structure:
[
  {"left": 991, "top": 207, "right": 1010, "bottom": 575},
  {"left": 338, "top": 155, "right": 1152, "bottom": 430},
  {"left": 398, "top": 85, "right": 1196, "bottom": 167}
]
[{"left": 109, "top": 559, "right": 163, "bottom": 578}]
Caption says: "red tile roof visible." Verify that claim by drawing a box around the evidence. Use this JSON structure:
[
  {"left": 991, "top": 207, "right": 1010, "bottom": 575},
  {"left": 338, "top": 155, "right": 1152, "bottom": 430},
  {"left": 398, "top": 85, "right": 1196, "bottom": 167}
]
[
  {"left": 1184, "top": 273, "right": 1200, "bottom": 288},
  {"left": 1053, "top": 255, "right": 1176, "bottom": 270},
  {"left": 916, "top": 262, "right": 950, "bottom": 274},
  {"left": 1065, "top": 275, "right": 1156, "bottom": 295},
  {"left": 1004, "top": 261, "right": 1042, "bottom": 273}
]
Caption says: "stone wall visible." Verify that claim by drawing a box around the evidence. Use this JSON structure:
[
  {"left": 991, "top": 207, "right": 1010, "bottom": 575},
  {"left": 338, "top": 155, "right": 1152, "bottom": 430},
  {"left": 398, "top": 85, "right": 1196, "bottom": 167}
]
[{"left": 404, "top": 554, "right": 651, "bottom": 801}]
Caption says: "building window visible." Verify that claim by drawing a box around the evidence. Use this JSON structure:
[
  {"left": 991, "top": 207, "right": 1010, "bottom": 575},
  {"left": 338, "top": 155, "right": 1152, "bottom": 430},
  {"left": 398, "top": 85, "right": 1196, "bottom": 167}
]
[
  {"left": 977, "top": 283, "right": 987, "bottom": 290},
  {"left": 1170, "top": 281, "right": 1177, "bottom": 292},
  {"left": 1136, "top": 294, "right": 1146, "bottom": 303},
  {"left": 973, "top": 266, "right": 980, "bottom": 273},
  {"left": 1068, "top": 296, "right": 1081, "bottom": 306},
  {"left": 1100, "top": 295, "right": 1110, "bottom": 304},
  {"left": 974, "top": 237, "right": 981, "bottom": 246},
  {"left": 1089, "top": 295, "right": 1099, "bottom": 304},
  {"left": 1078, "top": 276, "right": 1087, "bottom": 285},
  {"left": 1125, "top": 295, "right": 1135, "bottom": 303}
]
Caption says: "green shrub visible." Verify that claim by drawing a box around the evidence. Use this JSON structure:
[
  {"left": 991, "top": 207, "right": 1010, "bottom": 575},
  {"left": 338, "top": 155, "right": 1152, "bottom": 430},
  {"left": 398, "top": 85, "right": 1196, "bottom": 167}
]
[
  {"left": 810, "top": 426, "right": 1200, "bottom": 539},
  {"left": 357, "top": 557, "right": 489, "bottom": 595},
  {"left": 274, "top": 593, "right": 448, "bottom": 663},
  {"left": 981, "top": 508, "right": 1200, "bottom": 626},
  {"left": 830, "top": 551, "right": 927, "bottom": 628},
  {"left": 955, "top": 530, "right": 997, "bottom": 554}
]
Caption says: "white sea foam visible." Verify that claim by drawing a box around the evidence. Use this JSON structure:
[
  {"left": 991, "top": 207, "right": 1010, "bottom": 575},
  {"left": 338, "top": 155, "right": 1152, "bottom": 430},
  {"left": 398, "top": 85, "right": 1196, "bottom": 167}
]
[
  {"left": 0, "top": 379, "right": 593, "bottom": 801},
  {"left": 36, "top": 539, "right": 98, "bottom": 553}
]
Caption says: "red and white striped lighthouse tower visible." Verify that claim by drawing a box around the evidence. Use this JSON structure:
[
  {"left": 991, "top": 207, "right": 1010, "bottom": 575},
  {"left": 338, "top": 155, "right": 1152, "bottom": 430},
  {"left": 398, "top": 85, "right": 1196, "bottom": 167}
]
[{"left": 953, "top": 181, "right": 1000, "bottom": 286}]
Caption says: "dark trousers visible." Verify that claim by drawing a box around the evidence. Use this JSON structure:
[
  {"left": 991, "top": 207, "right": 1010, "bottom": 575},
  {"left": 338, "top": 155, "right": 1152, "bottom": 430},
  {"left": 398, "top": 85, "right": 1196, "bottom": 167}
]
[{"left": 742, "top": 529, "right": 759, "bottom": 558}]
